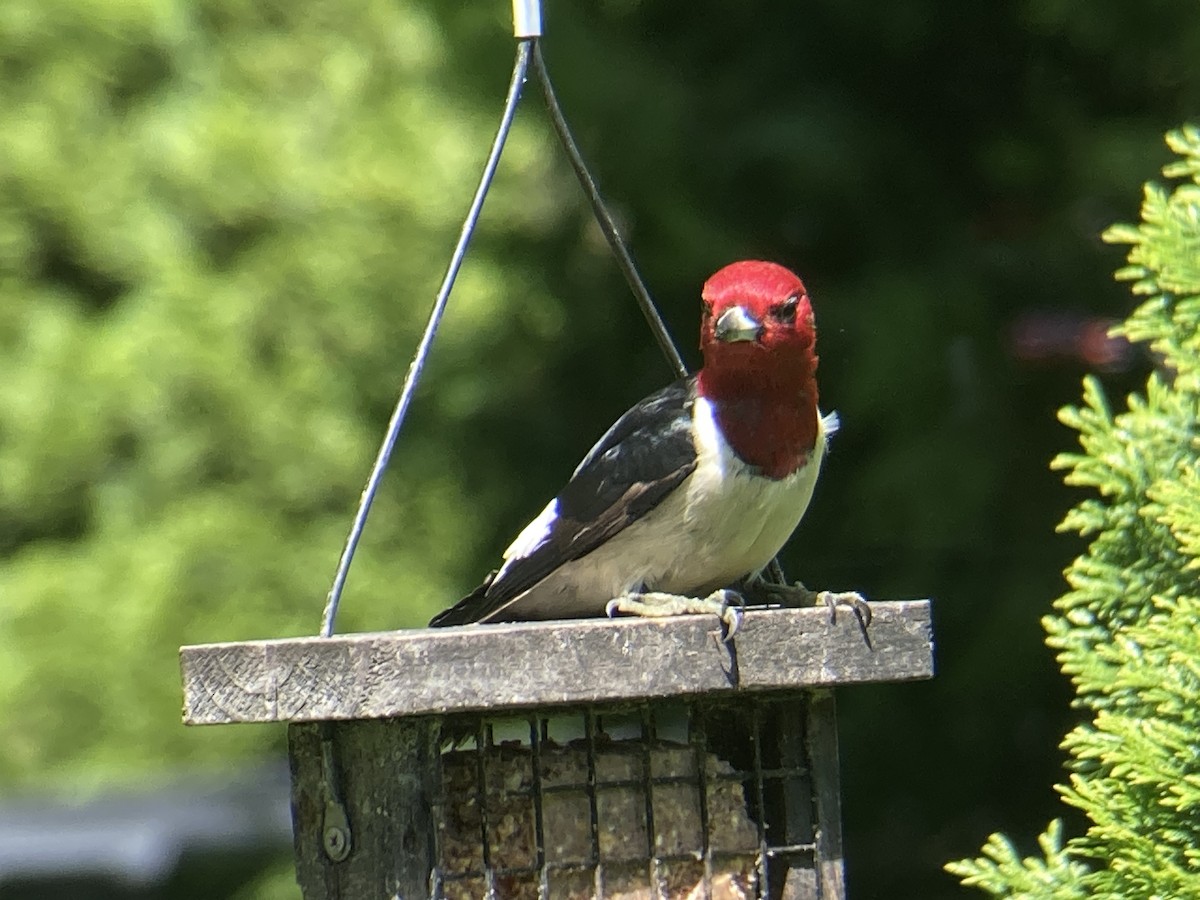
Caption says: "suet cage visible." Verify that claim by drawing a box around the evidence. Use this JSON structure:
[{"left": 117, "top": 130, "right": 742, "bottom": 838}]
[{"left": 182, "top": 603, "right": 933, "bottom": 899}]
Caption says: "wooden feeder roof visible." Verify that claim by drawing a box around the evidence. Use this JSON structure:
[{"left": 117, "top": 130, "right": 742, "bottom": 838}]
[{"left": 181, "top": 601, "right": 933, "bottom": 726}]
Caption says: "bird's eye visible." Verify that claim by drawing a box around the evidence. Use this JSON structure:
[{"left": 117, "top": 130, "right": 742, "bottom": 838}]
[{"left": 770, "top": 294, "right": 801, "bottom": 324}]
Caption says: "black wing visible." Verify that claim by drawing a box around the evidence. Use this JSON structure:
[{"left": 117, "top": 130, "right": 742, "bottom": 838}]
[{"left": 430, "top": 377, "right": 699, "bottom": 626}]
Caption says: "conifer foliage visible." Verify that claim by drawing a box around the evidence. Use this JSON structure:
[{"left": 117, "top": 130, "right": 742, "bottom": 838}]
[{"left": 947, "top": 126, "right": 1200, "bottom": 897}]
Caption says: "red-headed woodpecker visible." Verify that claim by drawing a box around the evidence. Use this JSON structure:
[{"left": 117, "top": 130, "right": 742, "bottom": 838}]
[{"left": 431, "top": 260, "right": 864, "bottom": 632}]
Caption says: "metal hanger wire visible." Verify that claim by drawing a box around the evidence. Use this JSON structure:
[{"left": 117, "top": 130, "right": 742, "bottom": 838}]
[{"left": 320, "top": 4, "right": 783, "bottom": 637}]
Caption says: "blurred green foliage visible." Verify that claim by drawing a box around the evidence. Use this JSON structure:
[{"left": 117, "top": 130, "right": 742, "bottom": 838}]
[
  {"left": 0, "top": 0, "right": 1197, "bottom": 897},
  {"left": 0, "top": 0, "right": 563, "bottom": 787},
  {"left": 948, "top": 126, "right": 1200, "bottom": 898}
]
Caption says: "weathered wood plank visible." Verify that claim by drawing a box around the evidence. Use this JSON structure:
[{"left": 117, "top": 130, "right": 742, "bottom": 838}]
[
  {"left": 181, "top": 601, "right": 933, "bottom": 726},
  {"left": 289, "top": 719, "right": 440, "bottom": 900},
  {"left": 806, "top": 689, "right": 846, "bottom": 900}
]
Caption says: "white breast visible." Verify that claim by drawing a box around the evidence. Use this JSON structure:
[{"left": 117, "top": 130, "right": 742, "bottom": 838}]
[
  {"left": 655, "top": 395, "right": 831, "bottom": 593},
  {"left": 487, "top": 397, "right": 834, "bottom": 621}
]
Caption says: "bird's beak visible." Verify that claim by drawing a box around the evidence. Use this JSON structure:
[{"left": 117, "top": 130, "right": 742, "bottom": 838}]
[{"left": 713, "top": 305, "right": 762, "bottom": 343}]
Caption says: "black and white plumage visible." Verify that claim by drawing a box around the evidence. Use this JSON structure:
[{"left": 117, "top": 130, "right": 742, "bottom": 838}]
[
  {"left": 431, "top": 260, "right": 843, "bottom": 629},
  {"left": 432, "top": 380, "right": 835, "bottom": 626}
]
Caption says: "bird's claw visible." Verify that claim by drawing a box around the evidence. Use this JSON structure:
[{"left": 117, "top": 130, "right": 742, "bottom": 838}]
[
  {"left": 740, "top": 577, "right": 872, "bottom": 643},
  {"left": 742, "top": 578, "right": 871, "bottom": 628},
  {"left": 606, "top": 589, "right": 744, "bottom": 642},
  {"left": 819, "top": 590, "right": 872, "bottom": 629},
  {"left": 714, "top": 589, "right": 745, "bottom": 641}
]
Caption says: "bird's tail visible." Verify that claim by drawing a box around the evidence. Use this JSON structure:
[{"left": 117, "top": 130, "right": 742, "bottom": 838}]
[{"left": 427, "top": 570, "right": 497, "bottom": 627}]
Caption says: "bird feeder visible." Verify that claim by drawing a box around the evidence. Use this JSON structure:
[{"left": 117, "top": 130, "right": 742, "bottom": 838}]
[
  {"left": 178, "top": 10, "right": 934, "bottom": 898},
  {"left": 180, "top": 601, "right": 933, "bottom": 899}
]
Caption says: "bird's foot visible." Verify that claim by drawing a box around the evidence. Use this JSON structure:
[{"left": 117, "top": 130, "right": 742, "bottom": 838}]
[
  {"left": 740, "top": 576, "right": 815, "bottom": 607},
  {"left": 817, "top": 590, "right": 873, "bottom": 630},
  {"left": 606, "top": 589, "right": 744, "bottom": 642},
  {"left": 741, "top": 578, "right": 872, "bottom": 629}
]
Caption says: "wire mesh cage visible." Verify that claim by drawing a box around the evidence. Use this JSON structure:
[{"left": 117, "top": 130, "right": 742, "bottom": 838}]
[{"left": 433, "top": 696, "right": 821, "bottom": 900}]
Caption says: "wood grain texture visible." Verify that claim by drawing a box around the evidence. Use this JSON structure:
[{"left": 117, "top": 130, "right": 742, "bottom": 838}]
[
  {"left": 806, "top": 689, "right": 846, "bottom": 899},
  {"left": 181, "top": 601, "right": 933, "bottom": 726},
  {"left": 289, "top": 720, "right": 440, "bottom": 900}
]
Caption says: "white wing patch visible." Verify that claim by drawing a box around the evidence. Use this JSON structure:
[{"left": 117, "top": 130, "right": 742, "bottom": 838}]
[{"left": 499, "top": 498, "right": 559, "bottom": 575}]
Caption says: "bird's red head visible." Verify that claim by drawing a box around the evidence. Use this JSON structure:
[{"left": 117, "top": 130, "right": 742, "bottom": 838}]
[
  {"left": 696, "top": 261, "right": 821, "bottom": 478},
  {"left": 699, "top": 260, "right": 817, "bottom": 379}
]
